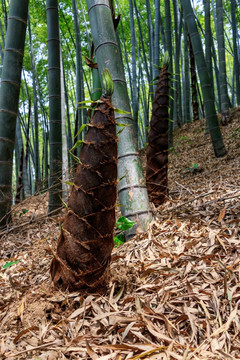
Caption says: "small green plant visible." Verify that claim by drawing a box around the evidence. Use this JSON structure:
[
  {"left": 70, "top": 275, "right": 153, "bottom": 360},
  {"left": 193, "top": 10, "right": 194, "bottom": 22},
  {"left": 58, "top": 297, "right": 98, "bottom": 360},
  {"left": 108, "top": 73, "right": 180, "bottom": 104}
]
[
  {"left": 114, "top": 216, "right": 136, "bottom": 247},
  {"left": 179, "top": 136, "right": 189, "bottom": 141},
  {"left": 227, "top": 128, "right": 240, "bottom": 139},
  {"left": 169, "top": 146, "right": 178, "bottom": 156},
  {"left": 183, "top": 163, "right": 199, "bottom": 174},
  {"left": 179, "top": 135, "right": 193, "bottom": 145},
  {"left": 19, "top": 209, "right": 28, "bottom": 217}
]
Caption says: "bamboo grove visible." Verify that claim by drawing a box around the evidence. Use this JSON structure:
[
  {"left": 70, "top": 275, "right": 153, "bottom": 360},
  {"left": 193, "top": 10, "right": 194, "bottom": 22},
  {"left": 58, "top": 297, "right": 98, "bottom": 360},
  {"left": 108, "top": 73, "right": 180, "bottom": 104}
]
[{"left": 0, "top": 1, "right": 239, "bottom": 264}]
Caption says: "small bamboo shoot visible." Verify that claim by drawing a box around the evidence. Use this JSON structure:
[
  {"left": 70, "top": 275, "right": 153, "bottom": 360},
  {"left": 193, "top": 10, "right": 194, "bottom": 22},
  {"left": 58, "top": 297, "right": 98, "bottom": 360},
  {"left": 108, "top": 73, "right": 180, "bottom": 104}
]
[
  {"left": 146, "top": 53, "right": 170, "bottom": 205},
  {"left": 50, "top": 70, "right": 117, "bottom": 291}
]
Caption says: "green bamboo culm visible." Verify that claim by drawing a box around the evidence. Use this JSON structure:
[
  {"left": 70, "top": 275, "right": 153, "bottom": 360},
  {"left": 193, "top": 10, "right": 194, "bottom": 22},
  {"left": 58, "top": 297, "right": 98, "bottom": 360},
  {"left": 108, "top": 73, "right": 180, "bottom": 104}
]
[
  {"left": 216, "top": 0, "right": 231, "bottom": 116},
  {"left": 72, "top": 0, "right": 87, "bottom": 142},
  {"left": 181, "top": 0, "right": 227, "bottom": 158},
  {"left": 46, "top": 0, "right": 62, "bottom": 214},
  {"left": 203, "top": 0, "right": 214, "bottom": 97},
  {"left": 86, "top": 0, "right": 152, "bottom": 238},
  {"left": 164, "top": 0, "right": 174, "bottom": 147},
  {"left": 0, "top": 0, "right": 29, "bottom": 226},
  {"left": 91, "top": 59, "right": 102, "bottom": 101},
  {"left": 189, "top": 34, "right": 199, "bottom": 121},
  {"left": 183, "top": 20, "right": 191, "bottom": 123},
  {"left": 230, "top": 0, "right": 240, "bottom": 106}
]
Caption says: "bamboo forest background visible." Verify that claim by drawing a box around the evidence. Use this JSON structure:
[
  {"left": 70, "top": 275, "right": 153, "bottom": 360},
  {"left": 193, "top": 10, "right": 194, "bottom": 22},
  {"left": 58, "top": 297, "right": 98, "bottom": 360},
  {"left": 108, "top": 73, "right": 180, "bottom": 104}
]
[{"left": 0, "top": 0, "right": 239, "bottom": 202}]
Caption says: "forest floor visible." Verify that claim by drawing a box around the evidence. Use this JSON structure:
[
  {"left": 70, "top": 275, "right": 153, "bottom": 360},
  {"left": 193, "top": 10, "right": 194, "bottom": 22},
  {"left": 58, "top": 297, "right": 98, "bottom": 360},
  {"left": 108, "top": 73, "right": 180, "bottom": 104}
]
[{"left": 0, "top": 108, "right": 240, "bottom": 360}]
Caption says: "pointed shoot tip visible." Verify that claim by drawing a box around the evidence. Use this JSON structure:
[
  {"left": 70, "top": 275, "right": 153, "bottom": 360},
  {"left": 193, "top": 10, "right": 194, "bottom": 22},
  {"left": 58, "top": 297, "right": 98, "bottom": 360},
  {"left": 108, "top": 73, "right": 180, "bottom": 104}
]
[
  {"left": 163, "top": 51, "right": 170, "bottom": 67},
  {"left": 102, "top": 68, "right": 114, "bottom": 97}
]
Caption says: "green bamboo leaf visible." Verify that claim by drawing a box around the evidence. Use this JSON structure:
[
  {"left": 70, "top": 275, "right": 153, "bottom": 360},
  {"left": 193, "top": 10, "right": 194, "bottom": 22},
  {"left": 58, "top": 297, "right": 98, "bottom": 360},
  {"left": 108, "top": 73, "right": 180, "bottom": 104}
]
[
  {"left": 60, "top": 224, "right": 65, "bottom": 232},
  {"left": 116, "top": 203, "right": 126, "bottom": 207},
  {"left": 117, "top": 123, "right": 132, "bottom": 135},
  {"left": 77, "top": 105, "right": 92, "bottom": 110},
  {"left": 69, "top": 151, "right": 81, "bottom": 164},
  {"left": 169, "top": 146, "right": 178, "bottom": 156},
  {"left": 116, "top": 123, "right": 132, "bottom": 127},
  {"left": 3, "top": 260, "right": 20, "bottom": 269},
  {"left": 152, "top": 64, "right": 161, "bottom": 70},
  {"left": 117, "top": 128, "right": 126, "bottom": 135},
  {"left": 77, "top": 99, "right": 94, "bottom": 105},
  {"left": 62, "top": 180, "right": 75, "bottom": 186},
  {"left": 169, "top": 77, "right": 178, "bottom": 82},
  {"left": 117, "top": 174, "right": 126, "bottom": 182},
  {"left": 75, "top": 124, "right": 89, "bottom": 139},
  {"left": 114, "top": 108, "right": 131, "bottom": 114},
  {"left": 70, "top": 140, "right": 84, "bottom": 152},
  {"left": 60, "top": 197, "right": 68, "bottom": 210}
]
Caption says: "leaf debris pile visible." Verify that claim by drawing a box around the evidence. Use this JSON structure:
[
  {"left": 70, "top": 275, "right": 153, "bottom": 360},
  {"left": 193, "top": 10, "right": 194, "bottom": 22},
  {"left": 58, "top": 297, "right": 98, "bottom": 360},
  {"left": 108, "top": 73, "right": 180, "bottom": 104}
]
[{"left": 0, "top": 110, "right": 240, "bottom": 359}]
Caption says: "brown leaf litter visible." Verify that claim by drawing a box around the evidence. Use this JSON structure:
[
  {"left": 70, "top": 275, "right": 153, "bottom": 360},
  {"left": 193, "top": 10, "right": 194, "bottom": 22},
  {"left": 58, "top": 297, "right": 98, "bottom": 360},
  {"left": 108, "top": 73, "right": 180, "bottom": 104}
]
[{"left": 0, "top": 110, "right": 240, "bottom": 359}]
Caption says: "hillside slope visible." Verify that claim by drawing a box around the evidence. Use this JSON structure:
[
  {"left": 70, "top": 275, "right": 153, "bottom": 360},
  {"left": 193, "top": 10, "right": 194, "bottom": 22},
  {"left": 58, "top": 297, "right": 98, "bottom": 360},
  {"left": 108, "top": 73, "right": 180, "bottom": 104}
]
[{"left": 0, "top": 109, "right": 239, "bottom": 359}]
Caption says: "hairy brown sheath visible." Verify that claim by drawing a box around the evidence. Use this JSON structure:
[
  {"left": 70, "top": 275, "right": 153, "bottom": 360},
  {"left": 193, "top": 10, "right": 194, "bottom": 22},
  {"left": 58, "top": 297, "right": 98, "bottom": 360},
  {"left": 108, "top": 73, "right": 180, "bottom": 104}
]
[
  {"left": 146, "top": 61, "right": 169, "bottom": 205},
  {"left": 50, "top": 96, "right": 117, "bottom": 291}
]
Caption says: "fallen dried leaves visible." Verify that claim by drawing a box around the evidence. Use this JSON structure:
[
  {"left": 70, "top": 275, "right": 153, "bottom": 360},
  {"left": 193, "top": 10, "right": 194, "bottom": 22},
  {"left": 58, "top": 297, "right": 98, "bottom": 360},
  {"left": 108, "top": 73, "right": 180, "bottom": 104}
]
[{"left": 0, "top": 111, "right": 239, "bottom": 359}]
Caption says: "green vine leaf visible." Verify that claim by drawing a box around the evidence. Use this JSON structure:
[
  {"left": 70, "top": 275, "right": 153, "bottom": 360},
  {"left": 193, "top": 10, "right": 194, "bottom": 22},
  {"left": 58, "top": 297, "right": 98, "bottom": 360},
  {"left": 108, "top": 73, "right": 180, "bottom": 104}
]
[
  {"left": 116, "top": 216, "right": 136, "bottom": 231},
  {"left": 114, "top": 234, "right": 125, "bottom": 247}
]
